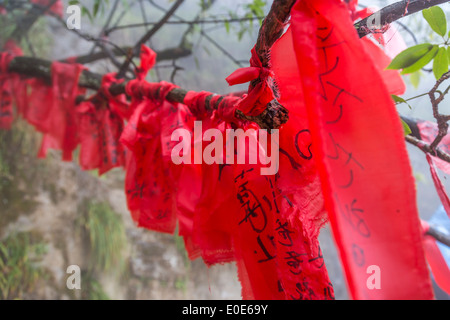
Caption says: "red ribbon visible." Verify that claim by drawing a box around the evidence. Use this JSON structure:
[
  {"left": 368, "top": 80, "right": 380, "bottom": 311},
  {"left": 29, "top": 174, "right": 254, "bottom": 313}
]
[
  {"left": 0, "top": 52, "right": 14, "bottom": 130},
  {"left": 289, "top": 0, "right": 433, "bottom": 299},
  {"left": 226, "top": 47, "right": 275, "bottom": 116},
  {"left": 427, "top": 154, "right": 450, "bottom": 220},
  {"left": 38, "top": 61, "right": 86, "bottom": 161},
  {"left": 0, "top": 41, "right": 23, "bottom": 130},
  {"left": 421, "top": 220, "right": 450, "bottom": 295},
  {"left": 417, "top": 120, "right": 450, "bottom": 175},
  {"left": 135, "top": 45, "right": 157, "bottom": 81}
]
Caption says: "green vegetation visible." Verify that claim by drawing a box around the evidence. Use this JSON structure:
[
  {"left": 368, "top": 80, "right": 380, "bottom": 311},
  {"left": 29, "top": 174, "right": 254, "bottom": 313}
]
[
  {"left": 388, "top": 5, "right": 450, "bottom": 81},
  {"left": 77, "top": 201, "right": 127, "bottom": 274},
  {"left": 76, "top": 201, "right": 128, "bottom": 300},
  {"left": 80, "top": 273, "right": 110, "bottom": 300},
  {"left": 0, "top": 232, "right": 48, "bottom": 300}
]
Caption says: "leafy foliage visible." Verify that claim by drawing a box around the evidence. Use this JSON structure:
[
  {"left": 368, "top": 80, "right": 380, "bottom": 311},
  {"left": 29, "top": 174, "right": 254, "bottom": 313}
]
[
  {"left": 0, "top": 233, "right": 47, "bottom": 300},
  {"left": 77, "top": 202, "right": 127, "bottom": 274},
  {"left": 388, "top": 5, "right": 450, "bottom": 81},
  {"left": 80, "top": 273, "right": 110, "bottom": 300}
]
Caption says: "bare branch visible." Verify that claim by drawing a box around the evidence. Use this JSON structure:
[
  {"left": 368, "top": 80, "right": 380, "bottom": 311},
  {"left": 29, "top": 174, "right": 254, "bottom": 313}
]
[
  {"left": 356, "top": 0, "right": 450, "bottom": 38},
  {"left": 116, "top": 0, "right": 185, "bottom": 78},
  {"left": 429, "top": 71, "right": 450, "bottom": 151}
]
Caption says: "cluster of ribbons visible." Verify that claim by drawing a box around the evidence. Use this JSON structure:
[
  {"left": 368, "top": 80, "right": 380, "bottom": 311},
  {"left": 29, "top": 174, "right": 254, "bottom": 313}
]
[{"left": 1, "top": 0, "right": 449, "bottom": 299}]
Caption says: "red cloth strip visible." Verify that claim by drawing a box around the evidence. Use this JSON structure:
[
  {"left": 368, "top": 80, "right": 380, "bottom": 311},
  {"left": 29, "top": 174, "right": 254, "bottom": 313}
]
[
  {"left": 427, "top": 154, "right": 450, "bottom": 220},
  {"left": 290, "top": 0, "right": 433, "bottom": 299},
  {"left": 226, "top": 47, "right": 275, "bottom": 116},
  {"left": 421, "top": 220, "right": 450, "bottom": 295}
]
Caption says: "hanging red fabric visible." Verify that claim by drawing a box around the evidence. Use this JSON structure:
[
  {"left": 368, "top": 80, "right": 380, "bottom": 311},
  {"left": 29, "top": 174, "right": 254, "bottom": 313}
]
[
  {"left": 26, "top": 79, "right": 54, "bottom": 133},
  {"left": 0, "top": 51, "right": 15, "bottom": 130},
  {"left": 421, "top": 220, "right": 450, "bottom": 295},
  {"left": 121, "top": 79, "right": 179, "bottom": 234},
  {"left": 426, "top": 154, "right": 450, "bottom": 220},
  {"left": 417, "top": 120, "right": 450, "bottom": 175},
  {"left": 76, "top": 73, "right": 127, "bottom": 174},
  {"left": 38, "top": 61, "right": 86, "bottom": 161},
  {"left": 0, "top": 40, "right": 25, "bottom": 130},
  {"left": 289, "top": 0, "right": 433, "bottom": 299},
  {"left": 226, "top": 47, "right": 275, "bottom": 116}
]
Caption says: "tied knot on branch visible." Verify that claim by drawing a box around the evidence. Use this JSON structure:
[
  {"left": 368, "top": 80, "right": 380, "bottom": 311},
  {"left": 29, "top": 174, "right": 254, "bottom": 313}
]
[
  {"left": 225, "top": 45, "right": 288, "bottom": 129},
  {"left": 225, "top": 46, "right": 280, "bottom": 117},
  {"left": 236, "top": 99, "right": 289, "bottom": 130}
]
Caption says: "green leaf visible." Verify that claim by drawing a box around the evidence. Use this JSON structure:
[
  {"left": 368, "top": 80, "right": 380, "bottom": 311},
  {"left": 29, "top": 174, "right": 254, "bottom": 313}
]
[
  {"left": 401, "top": 45, "right": 439, "bottom": 74},
  {"left": 448, "top": 46, "right": 450, "bottom": 65},
  {"left": 410, "top": 71, "right": 421, "bottom": 89},
  {"left": 224, "top": 20, "right": 230, "bottom": 34},
  {"left": 387, "top": 44, "right": 434, "bottom": 70},
  {"left": 401, "top": 118, "right": 412, "bottom": 136},
  {"left": 422, "top": 6, "right": 447, "bottom": 37},
  {"left": 433, "top": 47, "right": 449, "bottom": 80},
  {"left": 93, "top": 1, "right": 100, "bottom": 17},
  {"left": 391, "top": 95, "right": 412, "bottom": 109},
  {"left": 81, "top": 7, "right": 93, "bottom": 22}
]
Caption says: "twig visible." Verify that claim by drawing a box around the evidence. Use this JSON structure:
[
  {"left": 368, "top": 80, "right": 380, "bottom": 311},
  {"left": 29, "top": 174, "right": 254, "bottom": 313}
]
[
  {"left": 405, "top": 135, "right": 450, "bottom": 163},
  {"left": 87, "top": 0, "right": 121, "bottom": 55},
  {"left": 7, "top": 55, "right": 287, "bottom": 130},
  {"left": 356, "top": 0, "right": 450, "bottom": 38},
  {"left": 426, "top": 225, "right": 450, "bottom": 248},
  {"left": 116, "top": 0, "right": 185, "bottom": 78},
  {"left": 64, "top": 46, "right": 192, "bottom": 65},
  {"left": 428, "top": 71, "right": 450, "bottom": 151},
  {"left": 104, "top": 16, "right": 265, "bottom": 35},
  {"left": 10, "top": 0, "right": 59, "bottom": 40}
]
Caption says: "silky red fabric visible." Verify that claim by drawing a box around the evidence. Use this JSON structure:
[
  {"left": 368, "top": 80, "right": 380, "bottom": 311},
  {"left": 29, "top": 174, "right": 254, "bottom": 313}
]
[
  {"left": 417, "top": 120, "right": 450, "bottom": 174},
  {"left": 0, "top": 52, "right": 14, "bottom": 130},
  {"left": 289, "top": 0, "right": 433, "bottom": 299},
  {"left": 26, "top": 79, "right": 53, "bottom": 132},
  {"left": 76, "top": 73, "right": 127, "bottom": 174},
  {"left": 426, "top": 154, "right": 450, "bottom": 220},
  {"left": 38, "top": 62, "right": 86, "bottom": 161},
  {"left": 226, "top": 47, "right": 275, "bottom": 116},
  {"left": 0, "top": 42, "right": 23, "bottom": 130},
  {"left": 421, "top": 220, "right": 450, "bottom": 295}
]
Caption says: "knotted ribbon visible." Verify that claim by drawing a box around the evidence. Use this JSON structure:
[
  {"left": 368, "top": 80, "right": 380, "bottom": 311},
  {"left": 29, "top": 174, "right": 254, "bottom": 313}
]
[
  {"left": 76, "top": 74, "right": 126, "bottom": 175},
  {"left": 226, "top": 47, "right": 275, "bottom": 117}
]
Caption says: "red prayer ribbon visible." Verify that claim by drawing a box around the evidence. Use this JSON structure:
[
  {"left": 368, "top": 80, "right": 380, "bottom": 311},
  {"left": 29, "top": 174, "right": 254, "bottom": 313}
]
[
  {"left": 289, "top": 0, "right": 433, "bottom": 299},
  {"left": 427, "top": 154, "right": 450, "bottom": 220},
  {"left": 421, "top": 220, "right": 450, "bottom": 295},
  {"left": 226, "top": 47, "right": 275, "bottom": 116}
]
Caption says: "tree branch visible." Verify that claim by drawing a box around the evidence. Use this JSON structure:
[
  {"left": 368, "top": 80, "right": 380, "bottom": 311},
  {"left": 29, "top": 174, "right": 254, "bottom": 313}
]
[
  {"left": 426, "top": 225, "right": 450, "bottom": 248},
  {"left": 116, "top": 0, "right": 185, "bottom": 78},
  {"left": 356, "top": 0, "right": 450, "bottom": 38},
  {"left": 255, "top": 0, "right": 295, "bottom": 67},
  {"left": 429, "top": 71, "right": 450, "bottom": 151},
  {"left": 61, "top": 46, "right": 192, "bottom": 65}
]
